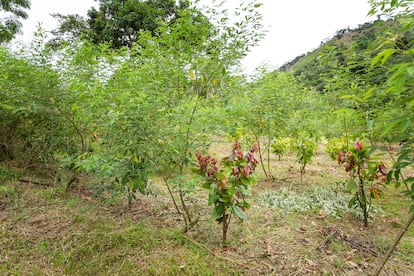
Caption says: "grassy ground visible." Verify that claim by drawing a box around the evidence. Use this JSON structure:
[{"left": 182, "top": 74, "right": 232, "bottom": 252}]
[{"left": 1, "top": 143, "right": 413, "bottom": 275}]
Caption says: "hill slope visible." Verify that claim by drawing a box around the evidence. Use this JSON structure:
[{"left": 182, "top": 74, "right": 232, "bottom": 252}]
[{"left": 279, "top": 18, "right": 412, "bottom": 91}]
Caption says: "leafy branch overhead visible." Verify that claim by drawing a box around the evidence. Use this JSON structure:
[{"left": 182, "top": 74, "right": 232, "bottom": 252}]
[{"left": 0, "top": 0, "right": 30, "bottom": 43}]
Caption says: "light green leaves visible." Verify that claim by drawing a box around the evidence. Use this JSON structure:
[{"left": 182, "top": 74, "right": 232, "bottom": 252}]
[
  {"left": 371, "top": 49, "right": 396, "bottom": 66},
  {"left": 231, "top": 205, "right": 247, "bottom": 220}
]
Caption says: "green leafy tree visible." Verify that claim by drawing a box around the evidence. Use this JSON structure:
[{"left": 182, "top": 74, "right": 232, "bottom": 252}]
[
  {"left": 366, "top": 0, "right": 414, "bottom": 274},
  {"left": 294, "top": 135, "right": 317, "bottom": 184},
  {"left": 0, "top": 0, "right": 30, "bottom": 43},
  {"left": 326, "top": 136, "right": 349, "bottom": 161},
  {"left": 48, "top": 14, "right": 89, "bottom": 47},
  {"left": 72, "top": 1, "right": 265, "bottom": 231},
  {"left": 271, "top": 136, "right": 293, "bottom": 160},
  {"left": 51, "top": 0, "right": 190, "bottom": 48},
  {"left": 237, "top": 71, "right": 305, "bottom": 179}
]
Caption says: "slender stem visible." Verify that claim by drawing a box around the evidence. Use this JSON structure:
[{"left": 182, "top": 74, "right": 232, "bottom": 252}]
[
  {"left": 344, "top": 113, "right": 349, "bottom": 151},
  {"left": 267, "top": 118, "right": 272, "bottom": 179},
  {"left": 162, "top": 176, "right": 183, "bottom": 217},
  {"left": 300, "top": 164, "right": 305, "bottom": 185},
  {"left": 222, "top": 209, "right": 227, "bottom": 246},
  {"left": 255, "top": 134, "right": 269, "bottom": 178},
  {"left": 58, "top": 109, "right": 87, "bottom": 153},
  {"left": 179, "top": 190, "right": 192, "bottom": 233},
  {"left": 183, "top": 102, "right": 198, "bottom": 166},
  {"left": 222, "top": 210, "right": 232, "bottom": 246},
  {"left": 359, "top": 177, "right": 368, "bottom": 227},
  {"left": 374, "top": 211, "right": 414, "bottom": 276}
]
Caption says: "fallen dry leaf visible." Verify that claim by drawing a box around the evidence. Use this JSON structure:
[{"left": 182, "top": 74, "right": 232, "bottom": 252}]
[
  {"left": 264, "top": 240, "right": 273, "bottom": 256},
  {"left": 317, "top": 209, "right": 328, "bottom": 219},
  {"left": 306, "top": 258, "right": 317, "bottom": 267},
  {"left": 390, "top": 217, "right": 402, "bottom": 227},
  {"left": 345, "top": 249, "right": 357, "bottom": 261},
  {"left": 302, "top": 238, "right": 310, "bottom": 243},
  {"left": 346, "top": 260, "right": 359, "bottom": 268}
]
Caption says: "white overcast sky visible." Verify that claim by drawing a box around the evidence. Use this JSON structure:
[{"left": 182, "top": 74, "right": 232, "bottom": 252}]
[{"left": 15, "top": 0, "right": 373, "bottom": 73}]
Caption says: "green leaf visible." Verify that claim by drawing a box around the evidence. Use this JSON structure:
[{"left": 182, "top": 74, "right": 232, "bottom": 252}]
[
  {"left": 387, "top": 170, "right": 393, "bottom": 183},
  {"left": 348, "top": 196, "right": 358, "bottom": 209},
  {"left": 346, "top": 179, "right": 357, "bottom": 193},
  {"left": 240, "top": 176, "right": 252, "bottom": 186},
  {"left": 362, "top": 88, "right": 374, "bottom": 101},
  {"left": 395, "top": 169, "right": 401, "bottom": 181},
  {"left": 219, "top": 196, "right": 230, "bottom": 203},
  {"left": 211, "top": 205, "right": 225, "bottom": 221},
  {"left": 208, "top": 184, "right": 217, "bottom": 205},
  {"left": 191, "top": 167, "right": 203, "bottom": 175},
  {"left": 372, "top": 49, "right": 396, "bottom": 66},
  {"left": 202, "top": 182, "right": 210, "bottom": 189},
  {"left": 407, "top": 65, "right": 414, "bottom": 76},
  {"left": 215, "top": 172, "right": 226, "bottom": 181},
  {"left": 231, "top": 205, "right": 247, "bottom": 221}
]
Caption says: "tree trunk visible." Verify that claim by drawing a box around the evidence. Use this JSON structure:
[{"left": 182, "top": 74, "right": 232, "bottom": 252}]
[
  {"left": 222, "top": 211, "right": 231, "bottom": 247},
  {"left": 255, "top": 135, "right": 269, "bottom": 178},
  {"left": 359, "top": 178, "right": 368, "bottom": 227}
]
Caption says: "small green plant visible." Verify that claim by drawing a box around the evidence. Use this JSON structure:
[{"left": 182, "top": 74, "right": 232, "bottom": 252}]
[
  {"left": 271, "top": 137, "right": 292, "bottom": 160},
  {"left": 195, "top": 141, "right": 258, "bottom": 246},
  {"left": 338, "top": 141, "right": 387, "bottom": 227},
  {"left": 294, "top": 136, "right": 317, "bottom": 184},
  {"left": 326, "top": 136, "right": 348, "bottom": 161}
]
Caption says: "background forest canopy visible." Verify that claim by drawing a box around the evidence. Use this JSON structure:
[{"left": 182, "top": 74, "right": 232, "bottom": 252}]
[{"left": 0, "top": 0, "right": 413, "bottom": 274}]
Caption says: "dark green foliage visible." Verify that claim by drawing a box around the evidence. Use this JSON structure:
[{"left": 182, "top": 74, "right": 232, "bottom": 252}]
[
  {"left": 51, "top": 0, "right": 191, "bottom": 48},
  {"left": 0, "top": 48, "right": 77, "bottom": 164},
  {"left": 48, "top": 14, "right": 89, "bottom": 47},
  {"left": 279, "top": 19, "right": 409, "bottom": 92},
  {"left": 0, "top": 0, "right": 30, "bottom": 43}
]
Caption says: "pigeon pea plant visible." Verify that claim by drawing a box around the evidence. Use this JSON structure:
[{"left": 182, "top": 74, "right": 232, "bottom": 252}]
[
  {"left": 195, "top": 141, "right": 259, "bottom": 246},
  {"left": 326, "top": 136, "right": 348, "bottom": 161},
  {"left": 271, "top": 136, "right": 293, "bottom": 161},
  {"left": 294, "top": 136, "right": 317, "bottom": 184},
  {"left": 338, "top": 141, "right": 387, "bottom": 227}
]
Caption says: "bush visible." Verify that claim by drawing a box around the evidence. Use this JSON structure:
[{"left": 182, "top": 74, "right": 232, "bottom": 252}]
[
  {"left": 271, "top": 137, "right": 293, "bottom": 159},
  {"left": 326, "top": 137, "right": 348, "bottom": 161}
]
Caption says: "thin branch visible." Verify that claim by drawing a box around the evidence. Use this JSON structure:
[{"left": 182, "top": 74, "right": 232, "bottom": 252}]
[
  {"left": 374, "top": 211, "right": 414, "bottom": 276},
  {"left": 162, "top": 176, "right": 183, "bottom": 217}
]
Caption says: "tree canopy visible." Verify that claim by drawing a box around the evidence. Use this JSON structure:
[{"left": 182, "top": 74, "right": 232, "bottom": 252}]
[
  {"left": 0, "top": 0, "right": 30, "bottom": 43},
  {"left": 51, "top": 0, "right": 191, "bottom": 48}
]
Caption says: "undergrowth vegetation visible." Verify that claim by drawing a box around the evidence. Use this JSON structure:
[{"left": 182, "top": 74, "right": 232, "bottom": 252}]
[{"left": 257, "top": 185, "right": 383, "bottom": 219}]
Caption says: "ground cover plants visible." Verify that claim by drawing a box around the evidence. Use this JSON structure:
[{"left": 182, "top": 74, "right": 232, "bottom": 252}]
[{"left": 0, "top": 0, "right": 413, "bottom": 274}]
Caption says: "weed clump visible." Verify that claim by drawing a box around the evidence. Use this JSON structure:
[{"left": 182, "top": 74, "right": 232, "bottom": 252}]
[{"left": 257, "top": 186, "right": 382, "bottom": 220}]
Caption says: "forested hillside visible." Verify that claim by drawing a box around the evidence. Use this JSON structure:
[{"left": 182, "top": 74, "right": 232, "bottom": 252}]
[
  {"left": 280, "top": 17, "right": 413, "bottom": 92},
  {"left": 1, "top": 0, "right": 413, "bottom": 275}
]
